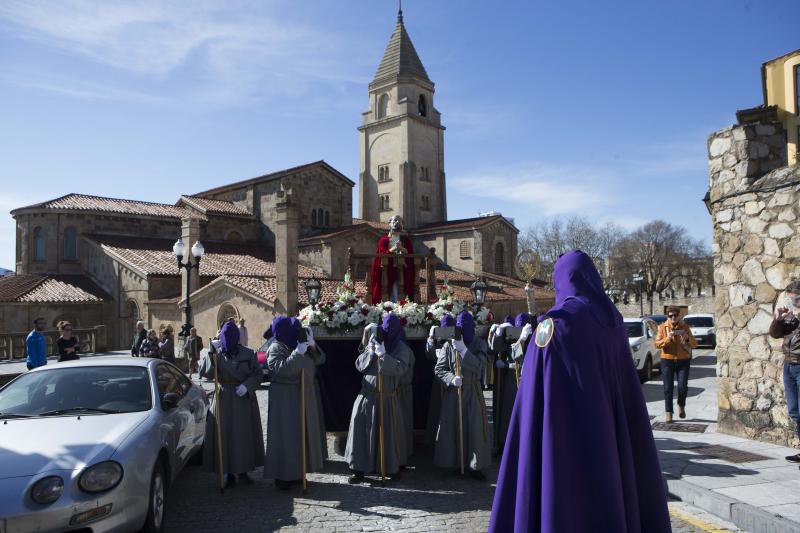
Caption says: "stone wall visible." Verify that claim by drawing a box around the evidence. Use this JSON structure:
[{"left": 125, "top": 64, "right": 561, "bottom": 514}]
[{"left": 709, "top": 119, "right": 800, "bottom": 446}]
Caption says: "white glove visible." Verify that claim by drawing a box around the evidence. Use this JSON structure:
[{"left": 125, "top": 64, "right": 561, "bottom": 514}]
[
  {"left": 495, "top": 359, "right": 505, "bottom": 369},
  {"left": 306, "top": 327, "right": 316, "bottom": 347},
  {"left": 489, "top": 324, "right": 498, "bottom": 335},
  {"left": 520, "top": 323, "right": 534, "bottom": 341},
  {"left": 426, "top": 337, "right": 434, "bottom": 352},
  {"left": 374, "top": 342, "right": 387, "bottom": 358},
  {"left": 428, "top": 325, "right": 438, "bottom": 340},
  {"left": 210, "top": 339, "right": 222, "bottom": 353},
  {"left": 452, "top": 338, "right": 468, "bottom": 356},
  {"left": 498, "top": 323, "right": 512, "bottom": 331},
  {"left": 295, "top": 342, "right": 309, "bottom": 355},
  {"left": 452, "top": 375, "right": 463, "bottom": 388},
  {"left": 235, "top": 384, "right": 247, "bottom": 397}
]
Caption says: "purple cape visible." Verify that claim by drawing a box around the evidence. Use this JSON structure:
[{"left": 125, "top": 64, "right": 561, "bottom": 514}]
[
  {"left": 489, "top": 250, "right": 670, "bottom": 533},
  {"left": 382, "top": 313, "right": 405, "bottom": 352},
  {"left": 272, "top": 316, "right": 298, "bottom": 350},
  {"left": 456, "top": 310, "right": 475, "bottom": 345}
]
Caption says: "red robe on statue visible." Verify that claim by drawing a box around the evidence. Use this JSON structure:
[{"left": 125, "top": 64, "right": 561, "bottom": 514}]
[{"left": 370, "top": 235, "right": 416, "bottom": 303}]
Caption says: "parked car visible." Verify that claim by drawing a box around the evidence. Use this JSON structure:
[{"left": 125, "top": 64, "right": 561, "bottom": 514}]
[
  {"left": 0, "top": 357, "right": 208, "bottom": 533},
  {"left": 256, "top": 338, "right": 273, "bottom": 382},
  {"left": 625, "top": 317, "right": 661, "bottom": 382},
  {"left": 683, "top": 313, "right": 716, "bottom": 348}
]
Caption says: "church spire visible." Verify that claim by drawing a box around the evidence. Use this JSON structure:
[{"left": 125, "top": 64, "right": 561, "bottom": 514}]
[{"left": 371, "top": 4, "right": 430, "bottom": 87}]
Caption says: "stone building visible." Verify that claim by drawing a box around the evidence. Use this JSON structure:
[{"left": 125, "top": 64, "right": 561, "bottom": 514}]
[
  {"left": 0, "top": 9, "right": 539, "bottom": 354},
  {"left": 709, "top": 48, "right": 800, "bottom": 446}
]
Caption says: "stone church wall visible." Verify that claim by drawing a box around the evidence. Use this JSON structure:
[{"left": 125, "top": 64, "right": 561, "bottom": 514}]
[{"left": 709, "top": 120, "right": 800, "bottom": 446}]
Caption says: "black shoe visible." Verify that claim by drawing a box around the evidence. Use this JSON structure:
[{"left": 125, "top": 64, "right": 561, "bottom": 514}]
[
  {"left": 348, "top": 472, "right": 365, "bottom": 484},
  {"left": 240, "top": 472, "right": 254, "bottom": 484},
  {"left": 225, "top": 474, "right": 237, "bottom": 489},
  {"left": 786, "top": 454, "right": 800, "bottom": 463},
  {"left": 275, "top": 479, "right": 292, "bottom": 490},
  {"left": 469, "top": 469, "right": 486, "bottom": 481}
]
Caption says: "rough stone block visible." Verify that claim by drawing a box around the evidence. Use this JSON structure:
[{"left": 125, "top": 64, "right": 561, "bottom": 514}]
[
  {"left": 728, "top": 284, "right": 753, "bottom": 306},
  {"left": 769, "top": 222, "right": 794, "bottom": 239},
  {"left": 753, "top": 282, "right": 777, "bottom": 303},
  {"left": 766, "top": 262, "right": 799, "bottom": 290},
  {"left": 738, "top": 378, "right": 758, "bottom": 397},
  {"left": 747, "top": 310, "right": 774, "bottom": 335},
  {"left": 709, "top": 136, "right": 732, "bottom": 157},
  {"left": 748, "top": 336, "right": 771, "bottom": 360},
  {"left": 741, "top": 258, "right": 766, "bottom": 284},
  {"left": 764, "top": 238, "right": 782, "bottom": 257},
  {"left": 745, "top": 217, "right": 768, "bottom": 235},
  {"left": 730, "top": 393, "right": 754, "bottom": 411}
]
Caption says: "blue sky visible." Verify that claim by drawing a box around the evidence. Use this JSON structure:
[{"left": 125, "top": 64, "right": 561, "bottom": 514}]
[{"left": 0, "top": 0, "right": 797, "bottom": 270}]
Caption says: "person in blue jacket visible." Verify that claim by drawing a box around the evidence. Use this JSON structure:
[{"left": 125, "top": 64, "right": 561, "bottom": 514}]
[{"left": 26, "top": 317, "right": 48, "bottom": 370}]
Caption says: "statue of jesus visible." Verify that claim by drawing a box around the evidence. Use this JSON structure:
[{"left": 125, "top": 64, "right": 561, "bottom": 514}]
[{"left": 370, "top": 215, "right": 416, "bottom": 303}]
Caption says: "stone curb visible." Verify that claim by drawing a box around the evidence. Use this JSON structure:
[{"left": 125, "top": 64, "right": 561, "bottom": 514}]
[{"left": 666, "top": 477, "right": 800, "bottom": 533}]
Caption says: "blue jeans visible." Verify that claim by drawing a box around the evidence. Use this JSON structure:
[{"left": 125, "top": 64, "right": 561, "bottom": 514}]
[
  {"left": 661, "top": 358, "right": 691, "bottom": 413},
  {"left": 783, "top": 362, "right": 800, "bottom": 437}
]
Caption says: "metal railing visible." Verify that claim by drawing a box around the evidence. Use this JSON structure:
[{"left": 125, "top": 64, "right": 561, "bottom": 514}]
[{"left": 0, "top": 327, "right": 99, "bottom": 360}]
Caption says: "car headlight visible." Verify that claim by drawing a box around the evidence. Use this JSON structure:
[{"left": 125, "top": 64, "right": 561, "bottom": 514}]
[
  {"left": 631, "top": 344, "right": 641, "bottom": 352},
  {"left": 79, "top": 461, "right": 123, "bottom": 493},
  {"left": 708, "top": 328, "right": 715, "bottom": 335},
  {"left": 31, "top": 476, "right": 64, "bottom": 504}
]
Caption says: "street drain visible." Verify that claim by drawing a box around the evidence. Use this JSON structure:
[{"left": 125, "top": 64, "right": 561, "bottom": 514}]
[
  {"left": 688, "top": 445, "right": 771, "bottom": 463},
  {"left": 651, "top": 422, "right": 708, "bottom": 433}
]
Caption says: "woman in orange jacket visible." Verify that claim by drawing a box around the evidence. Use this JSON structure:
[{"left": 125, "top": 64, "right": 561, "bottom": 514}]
[{"left": 655, "top": 306, "right": 698, "bottom": 423}]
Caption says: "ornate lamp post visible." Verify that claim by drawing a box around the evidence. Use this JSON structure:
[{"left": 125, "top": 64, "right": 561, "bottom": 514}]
[
  {"left": 174, "top": 238, "right": 204, "bottom": 342},
  {"left": 470, "top": 277, "right": 489, "bottom": 308},
  {"left": 524, "top": 281, "right": 536, "bottom": 315},
  {"left": 304, "top": 276, "right": 322, "bottom": 309},
  {"left": 632, "top": 271, "right": 645, "bottom": 317}
]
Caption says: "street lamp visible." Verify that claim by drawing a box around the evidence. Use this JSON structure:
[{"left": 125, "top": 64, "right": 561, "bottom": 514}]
[
  {"left": 304, "top": 276, "right": 322, "bottom": 308},
  {"left": 174, "top": 238, "right": 204, "bottom": 342},
  {"left": 470, "top": 277, "right": 489, "bottom": 308},
  {"left": 632, "top": 271, "right": 644, "bottom": 317}
]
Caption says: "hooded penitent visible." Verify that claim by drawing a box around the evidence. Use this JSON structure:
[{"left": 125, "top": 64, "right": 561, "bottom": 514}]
[
  {"left": 503, "top": 315, "right": 514, "bottom": 325},
  {"left": 219, "top": 320, "right": 240, "bottom": 355},
  {"left": 456, "top": 310, "right": 475, "bottom": 345},
  {"left": 514, "top": 313, "right": 532, "bottom": 328},
  {"left": 382, "top": 313, "right": 405, "bottom": 352},
  {"left": 272, "top": 316, "right": 298, "bottom": 350},
  {"left": 489, "top": 250, "right": 670, "bottom": 533},
  {"left": 440, "top": 314, "right": 455, "bottom": 327}
]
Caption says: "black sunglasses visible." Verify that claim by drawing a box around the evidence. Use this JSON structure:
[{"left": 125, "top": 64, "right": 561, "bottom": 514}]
[{"left": 667, "top": 314, "right": 679, "bottom": 318}]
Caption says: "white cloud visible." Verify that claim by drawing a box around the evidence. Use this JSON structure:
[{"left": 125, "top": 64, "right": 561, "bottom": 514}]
[{"left": 0, "top": 0, "right": 370, "bottom": 105}]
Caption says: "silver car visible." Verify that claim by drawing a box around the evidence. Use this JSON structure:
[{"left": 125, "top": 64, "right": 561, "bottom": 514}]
[
  {"left": 0, "top": 357, "right": 208, "bottom": 533},
  {"left": 624, "top": 317, "right": 661, "bottom": 383}
]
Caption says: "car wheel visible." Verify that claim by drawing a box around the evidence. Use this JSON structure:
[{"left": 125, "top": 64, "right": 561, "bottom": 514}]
[
  {"left": 640, "top": 355, "right": 653, "bottom": 384},
  {"left": 142, "top": 461, "right": 167, "bottom": 533}
]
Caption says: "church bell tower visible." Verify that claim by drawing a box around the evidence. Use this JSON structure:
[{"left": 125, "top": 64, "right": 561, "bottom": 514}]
[{"left": 358, "top": 7, "right": 446, "bottom": 228}]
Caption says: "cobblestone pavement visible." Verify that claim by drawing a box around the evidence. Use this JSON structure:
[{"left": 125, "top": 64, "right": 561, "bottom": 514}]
[{"left": 166, "top": 380, "right": 743, "bottom": 532}]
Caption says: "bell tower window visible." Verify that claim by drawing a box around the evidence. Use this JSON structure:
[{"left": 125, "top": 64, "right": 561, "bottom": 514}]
[
  {"left": 378, "top": 93, "right": 389, "bottom": 119},
  {"left": 418, "top": 94, "right": 427, "bottom": 117},
  {"left": 378, "top": 164, "right": 390, "bottom": 182}
]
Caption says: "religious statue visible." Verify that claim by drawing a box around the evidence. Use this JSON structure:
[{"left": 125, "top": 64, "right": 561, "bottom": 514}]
[{"left": 370, "top": 215, "right": 416, "bottom": 303}]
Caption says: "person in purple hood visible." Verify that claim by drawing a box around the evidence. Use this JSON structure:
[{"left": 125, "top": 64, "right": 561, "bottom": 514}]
[
  {"left": 199, "top": 319, "right": 265, "bottom": 488},
  {"left": 434, "top": 310, "right": 491, "bottom": 480},
  {"left": 489, "top": 251, "right": 670, "bottom": 532},
  {"left": 345, "top": 313, "right": 412, "bottom": 484},
  {"left": 424, "top": 313, "right": 455, "bottom": 445}
]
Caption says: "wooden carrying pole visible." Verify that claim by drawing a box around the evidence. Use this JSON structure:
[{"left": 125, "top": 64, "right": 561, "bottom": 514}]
[
  {"left": 455, "top": 349, "right": 465, "bottom": 475},
  {"left": 212, "top": 351, "right": 225, "bottom": 493},
  {"left": 377, "top": 354, "right": 386, "bottom": 483},
  {"left": 301, "top": 367, "right": 307, "bottom": 493}
]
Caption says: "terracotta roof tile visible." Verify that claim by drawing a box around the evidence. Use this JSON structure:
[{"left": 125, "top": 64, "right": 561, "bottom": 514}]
[
  {"left": 412, "top": 215, "right": 515, "bottom": 233},
  {"left": 352, "top": 218, "right": 390, "bottom": 230},
  {"left": 12, "top": 193, "right": 199, "bottom": 220},
  {"left": 0, "top": 275, "right": 108, "bottom": 303},
  {"left": 300, "top": 222, "right": 384, "bottom": 243},
  {"left": 178, "top": 196, "right": 253, "bottom": 217},
  {"left": 223, "top": 275, "right": 368, "bottom": 306}
]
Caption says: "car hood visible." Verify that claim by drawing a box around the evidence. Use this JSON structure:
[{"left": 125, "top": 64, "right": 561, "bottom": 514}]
[
  {"left": 0, "top": 411, "right": 150, "bottom": 478},
  {"left": 628, "top": 336, "right": 644, "bottom": 346},
  {"left": 690, "top": 327, "right": 712, "bottom": 335}
]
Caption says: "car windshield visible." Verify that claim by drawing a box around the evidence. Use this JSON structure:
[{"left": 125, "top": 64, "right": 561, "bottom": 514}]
[
  {"left": 684, "top": 316, "right": 714, "bottom": 328},
  {"left": 0, "top": 366, "right": 152, "bottom": 418},
  {"left": 625, "top": 322, "right": 644, "bottom": 337}
]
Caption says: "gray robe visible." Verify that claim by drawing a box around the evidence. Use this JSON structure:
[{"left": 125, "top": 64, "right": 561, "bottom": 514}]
[
  {"left": 434, "top": 338, "right": 491, "bottom": 471},
  {"left": 344, "top": 342, "right": 412, "bottom": 475},
  {"left": 425, "top": 339, "right": 447, "bottom": 446},
  {"left": 309, "top": 344, "right": 328, "bottom": 459},
  {"left": 264, "top": 341, "right": 325, "bottom": 481},
  {"left": 489, "top": 333, "right": 517, "bottom": 454},
  {"left": 199, "top": 346, "right": 265, "bottom": 475},
  {"left": 398, "top": 347, "right": 415, "bottom": 460}
]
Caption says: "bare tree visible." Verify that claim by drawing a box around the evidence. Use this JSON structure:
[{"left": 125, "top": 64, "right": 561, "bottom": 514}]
[{"left": 609, "top": 220, "right": 706, "bottom": 314}]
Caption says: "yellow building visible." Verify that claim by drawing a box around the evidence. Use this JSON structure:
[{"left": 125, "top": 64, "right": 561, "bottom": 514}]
[{"left": 761, "top": 49, "right": 800, "bottom": 164}]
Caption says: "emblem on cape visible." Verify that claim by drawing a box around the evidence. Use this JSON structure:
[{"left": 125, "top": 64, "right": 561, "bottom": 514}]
[{"left": 534, "top": 317, "right": 554, "bottom": 348}]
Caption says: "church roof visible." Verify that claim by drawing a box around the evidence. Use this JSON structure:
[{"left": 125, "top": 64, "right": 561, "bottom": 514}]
[
  {"left": 0, "top": 274, "right": 109, "bottom": 303},
  {"left": 177, "top": 196, "right": 253, "bottom": 218},
  {"left": 11, "top": 193, "right": 199, "bottom": 220},
  {"left": 412, "top": 215, "right": 518, "bottom": 234},
  {"left": 372, "top": 10, "right": 431, "bottom": 86}
]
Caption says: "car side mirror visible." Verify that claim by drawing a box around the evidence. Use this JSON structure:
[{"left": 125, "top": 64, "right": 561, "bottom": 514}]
[{"left": 161, "top": 392, "right": 180, "bottom": 410}]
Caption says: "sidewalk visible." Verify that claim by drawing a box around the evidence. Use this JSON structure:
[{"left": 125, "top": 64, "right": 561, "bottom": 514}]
[
  {"left": 648, "top": 350, "right": 800, "bottom": 533},
  {"left": 0, "top": 350, "right": 129, "bottom": 385}
]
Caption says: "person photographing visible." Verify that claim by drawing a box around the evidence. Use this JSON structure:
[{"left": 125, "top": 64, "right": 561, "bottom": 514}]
[
  {"left": 770, "top": 281, "right": 800, "bottom": 465},
  {"left": 655, "top": 306, "right": 698, "bottom": 423}
]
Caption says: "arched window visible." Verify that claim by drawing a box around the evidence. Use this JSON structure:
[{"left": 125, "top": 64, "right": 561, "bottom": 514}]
[
  {"left": 63, "top": 227, "right": 77, "bottom": 260},
  {"left": 317, "top": 208, "right": 324, "bottom": 227},
  {"left": 418, "top": 94, "right": 428, "bottom": 117},
  {"left": 33, "top": 227, "right": 45, "bottom": 262},
  {"left": 217, "top": 303, "right": 240, "bottom": 327},
  {"left": 378, "top": 93, "right": 389, "bottom": 119},
  {"left": 494, "top": 242, "right": 505, "bottom": 275},
  {"left": 324, "top": 211, "right": 330, "bottom": 227},
  {"left": 311, "top": 210, "right": 318, "bottom": 226},
  {"left": 225, "top": 230, "right": 242, "bottom": 242},
  {"left": 459, "top": 240, "right": 471, "bottom": 259}
]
